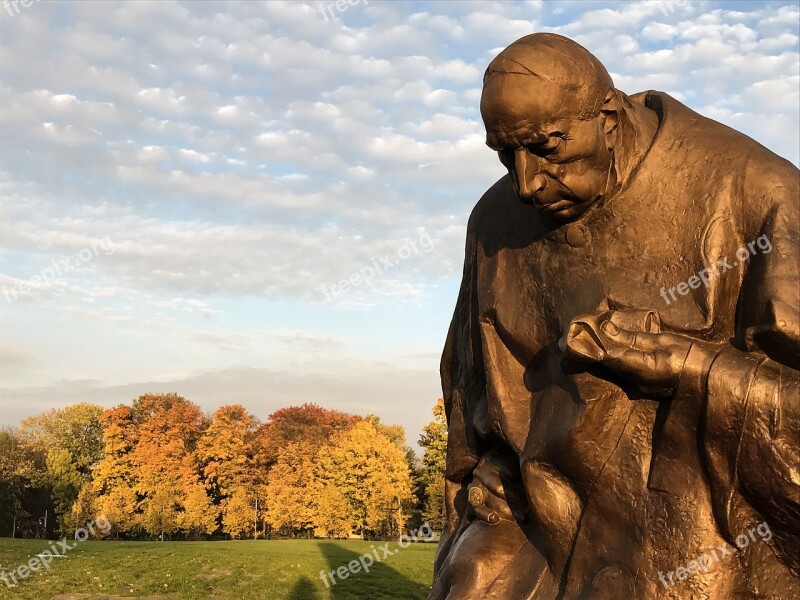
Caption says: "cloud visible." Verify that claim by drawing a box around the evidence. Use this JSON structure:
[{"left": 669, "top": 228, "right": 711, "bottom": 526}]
[{"left": 271, "top": 329, "right": 347, "bottom": 351}]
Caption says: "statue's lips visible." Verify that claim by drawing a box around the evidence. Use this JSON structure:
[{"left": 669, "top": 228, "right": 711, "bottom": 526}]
[
  {"left": 533, "top": 196, "right": 577, "bottom": 214},
  {"left": 527, "top": 178, "right": 580, "bottom": 214}
]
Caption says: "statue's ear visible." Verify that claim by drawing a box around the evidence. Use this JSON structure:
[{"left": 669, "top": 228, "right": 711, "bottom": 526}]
[{"left": 600, "top": 90, "right": 619, "bottom": 151}]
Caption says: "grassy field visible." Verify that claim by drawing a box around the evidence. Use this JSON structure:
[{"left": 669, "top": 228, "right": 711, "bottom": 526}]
[{"left": 0, "top": 538, "right": 436, "bottom": 599}]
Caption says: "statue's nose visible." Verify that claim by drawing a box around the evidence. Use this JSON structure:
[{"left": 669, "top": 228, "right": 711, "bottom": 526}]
[
  {"left": 528, "top": 174, "right": 548, "bottom": 199},
  {"left": 514, "top": 149, "right": 547, "bottom": 201}
]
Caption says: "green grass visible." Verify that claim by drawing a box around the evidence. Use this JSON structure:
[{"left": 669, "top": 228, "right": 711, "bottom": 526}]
[{"left": 0, "top": 538, "right": 436, "bottom": 599}]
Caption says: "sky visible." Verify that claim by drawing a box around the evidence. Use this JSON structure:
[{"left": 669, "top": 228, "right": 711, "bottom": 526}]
[{"left": 0, "top": 0, "right": 798, "bottom": 449}]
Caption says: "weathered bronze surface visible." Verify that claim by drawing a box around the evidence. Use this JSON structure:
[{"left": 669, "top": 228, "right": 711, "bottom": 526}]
[{"left": 432, "top": 33, "right": 799, "bottom": 599}]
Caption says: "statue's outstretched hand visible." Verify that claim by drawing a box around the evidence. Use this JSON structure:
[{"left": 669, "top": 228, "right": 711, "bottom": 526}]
[{"left": 560, "top": 310, "right": 715, "bottom": 396}]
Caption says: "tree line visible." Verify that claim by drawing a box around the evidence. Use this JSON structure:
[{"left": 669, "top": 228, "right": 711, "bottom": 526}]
[{"left": 0, "top": 394, "right": 447, "bottom": 540}]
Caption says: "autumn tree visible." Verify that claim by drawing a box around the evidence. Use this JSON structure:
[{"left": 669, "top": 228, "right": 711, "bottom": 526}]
[
  {"left": 141, "top": 483, "right": 179, "bottom": 539},
  {"left": 316, "top": 421, "right": 412, "bottom": 538},
  {"left": 92, "top": 394, "right": 215, "bottom": 538},
  {"left": 365, "top": 414, "right": 422, "bottom": 525},
  {"left": 256, "top": 404, "right": 359, "bottom": 468},
  {"left": 68, "top": 484, "right": 100, "bottom": 535},
  {"left": 256, "top": 404, "right": 361, "bottom": 537},
  {"left": 95, "top": 482, "right": 137, "bottom": 539},
  {"left": 179, "top": 482, "right": 218, "bottom": 537},
  {"left": 18, "top": 404, "right": 104, "bottom": 469},
  {"left": 418, "top": 398, "right": 447, "bottom": 530},
  {"left": 130, "top": 393, "right": 206, "bottom": 492},
  {"left": 263, "top": 442, "right": 317, "bottom": 536},
  {"left": 311, "top": 478, "right": 351, "bottom": 539},
  {"left": 47, "top": 448, "right": 85, "bottom": 529},
  {"left": 365, "top": 414, "right": 417, "bottom": 468},
  {"left": 18, "top": 404, "right": 104, "bottom": 533},
  {"left": 222, "top": 487, "right": 255, "bottom": 539},
  {"left": 197, "top": 405, "right": 259, "bottom": 501},
  {"left": 129, "top": 394, "right": 212, "bottom": 538},
  {"left": 92, "top": 406, "right": 138, "bottom": 537}
]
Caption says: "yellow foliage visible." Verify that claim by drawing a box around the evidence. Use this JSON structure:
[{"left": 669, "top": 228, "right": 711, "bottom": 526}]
[{"left": 316, "top": 421, "right": 412, "bottom": 536}]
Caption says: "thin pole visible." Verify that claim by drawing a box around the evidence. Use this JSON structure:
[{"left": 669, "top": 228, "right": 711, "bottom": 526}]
[{"left": 254, "top": 498, "right": 258, "bottom": 541}]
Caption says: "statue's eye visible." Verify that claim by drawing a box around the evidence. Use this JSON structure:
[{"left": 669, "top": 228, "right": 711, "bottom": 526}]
[
  {"left": 526, "top": 138, "right": 559, "bottom": 155},
  {"left": 526, "top": 132, "right": 570, "bottom": 157}
]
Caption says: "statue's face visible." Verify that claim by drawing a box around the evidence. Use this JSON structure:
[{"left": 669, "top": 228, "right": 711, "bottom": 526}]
[{"left": 481, "top": 73, "right": 614, "bottom": 221}]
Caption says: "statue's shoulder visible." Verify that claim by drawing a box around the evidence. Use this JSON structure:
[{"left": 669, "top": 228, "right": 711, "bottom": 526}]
[
  {"left": 653, "top": 91, "right": 797, "bottom": 181},
  {"left": 642, "top": 92, "right": 797, "bottom": 217},
  {"left": 740, "top": 142, "right": 799, "bottom": 204}
]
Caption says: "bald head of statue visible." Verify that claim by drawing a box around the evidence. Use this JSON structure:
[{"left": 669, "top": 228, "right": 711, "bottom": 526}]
[{"left": 481, "top": 33, "right": 635, "bottom": 221}]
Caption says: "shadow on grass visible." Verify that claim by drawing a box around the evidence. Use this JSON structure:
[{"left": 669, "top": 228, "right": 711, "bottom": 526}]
[
  {"left": 318, "top": 541, "right": 430, "bottom": 599},
  {"left": 288, "top": 575, "right": 322, "bottom": 600}
]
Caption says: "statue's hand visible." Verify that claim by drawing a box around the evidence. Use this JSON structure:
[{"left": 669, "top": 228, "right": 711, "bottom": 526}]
[{"left": 561, "top": 311, "right": 715, "bottom": 396}]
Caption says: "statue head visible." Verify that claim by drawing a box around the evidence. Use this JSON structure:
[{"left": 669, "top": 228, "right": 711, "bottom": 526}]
[{"left": 481, "top": 33, "right": 620, "bottom": 221}]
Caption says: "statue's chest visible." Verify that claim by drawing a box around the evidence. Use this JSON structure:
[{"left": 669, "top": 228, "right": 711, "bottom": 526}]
[{"left": 478, "top": 214, "right": 732, "bottom": 362}]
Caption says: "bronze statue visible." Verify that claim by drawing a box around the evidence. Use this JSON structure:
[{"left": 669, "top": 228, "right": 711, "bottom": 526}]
[{"left": 432, "top": 33, "right": 799, "bottom": 599}]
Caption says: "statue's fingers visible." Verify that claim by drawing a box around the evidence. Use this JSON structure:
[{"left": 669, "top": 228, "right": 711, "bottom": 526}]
[
  {"left": 602, "top": 335, "right": 679, "bottom": 388},
  {"left": 597, "top": 333, "right": 655, "bottom": 365},
  {"left": 603, "top": 344, "right": 654, "bottom": 377},
  {"left": 599, "top": 320, "right": 664, "bottom": 352}
]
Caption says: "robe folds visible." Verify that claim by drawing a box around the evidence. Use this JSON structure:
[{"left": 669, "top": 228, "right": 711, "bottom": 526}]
[{"left": 431, "top": 91, "right": 799, "bottom": 600}]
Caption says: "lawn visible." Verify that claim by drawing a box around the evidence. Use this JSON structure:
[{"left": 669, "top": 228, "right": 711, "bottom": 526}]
[{"left": 0, "top": 538, "right": 436, "bottom": 599}]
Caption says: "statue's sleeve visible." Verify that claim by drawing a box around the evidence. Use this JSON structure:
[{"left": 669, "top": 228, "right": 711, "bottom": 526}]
[
  {"left": 436, "top": 216, "right": 482, "bottom": 571},
  {"left": 702, "top": 177, "right": 800, "bottom": 570}
]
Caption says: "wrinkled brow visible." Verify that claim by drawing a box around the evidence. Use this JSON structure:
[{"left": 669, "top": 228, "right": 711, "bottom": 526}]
[{"left": 486, "top": 122, "right": 547, "bottom": 151}]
